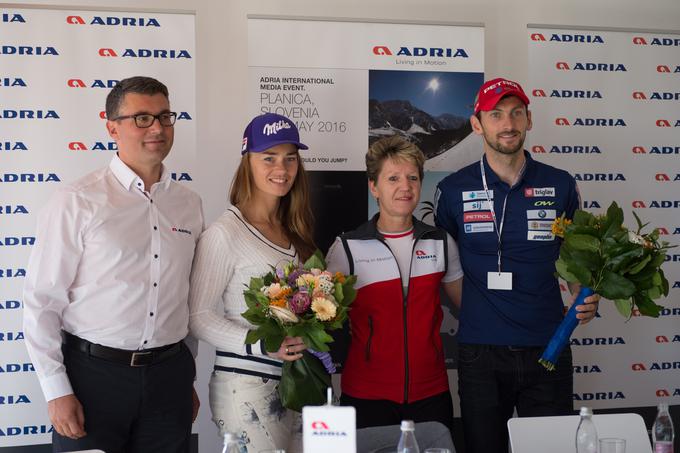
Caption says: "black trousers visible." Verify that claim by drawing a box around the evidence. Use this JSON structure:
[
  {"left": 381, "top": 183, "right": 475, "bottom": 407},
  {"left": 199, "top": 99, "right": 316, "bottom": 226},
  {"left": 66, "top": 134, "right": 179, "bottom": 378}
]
[
  {"left": 457, "top": 343, "right": 573, "bottom": 453},
  {"left": 53, "top": 342, "right": 195, "bottom": 453},
  {"left": 340, "top": 390, "right": 454, "bottom": 435}
]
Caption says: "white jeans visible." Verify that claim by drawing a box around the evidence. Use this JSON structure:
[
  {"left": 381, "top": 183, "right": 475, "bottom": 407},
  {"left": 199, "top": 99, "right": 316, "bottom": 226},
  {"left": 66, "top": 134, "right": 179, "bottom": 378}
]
[{"left": 209, "top": 371, "right": 302, "bottom": 453}]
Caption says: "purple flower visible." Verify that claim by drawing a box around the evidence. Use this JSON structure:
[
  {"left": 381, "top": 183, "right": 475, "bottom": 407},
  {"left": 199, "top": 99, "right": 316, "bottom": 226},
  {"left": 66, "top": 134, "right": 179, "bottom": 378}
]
[
  {"left": 287, "top": 268, "right": 304, "bottom": 287},
  {"left": 276, "top": 266, "right": 286, "bottom": 280},
  {"left": 289, "top": 290, "right": 311, "bottom": 314}
]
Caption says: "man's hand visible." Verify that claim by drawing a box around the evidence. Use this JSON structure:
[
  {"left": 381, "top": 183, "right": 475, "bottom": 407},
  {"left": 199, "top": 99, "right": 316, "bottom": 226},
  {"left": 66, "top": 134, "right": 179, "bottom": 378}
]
[
  {"left": 48, "top": 394, "right": 86, "bottom": 439},
  {"left": 191, "top": 386, "right": 200, "bottom": 423},
  {"left": 574, "top": 292, "right": 600, "bottom": 324}
]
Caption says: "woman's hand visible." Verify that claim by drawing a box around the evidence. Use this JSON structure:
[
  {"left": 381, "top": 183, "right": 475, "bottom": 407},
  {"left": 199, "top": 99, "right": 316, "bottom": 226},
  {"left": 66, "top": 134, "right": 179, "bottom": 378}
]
[{"left": 267, "top": 336, "right": 306, "bottom": 361}]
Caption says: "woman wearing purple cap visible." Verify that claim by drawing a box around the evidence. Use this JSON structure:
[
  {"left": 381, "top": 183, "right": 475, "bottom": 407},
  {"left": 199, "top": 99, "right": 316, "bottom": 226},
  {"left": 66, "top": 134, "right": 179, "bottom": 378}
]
[{"left": 188, "top": 113, "right": 314, "bottom": 452}]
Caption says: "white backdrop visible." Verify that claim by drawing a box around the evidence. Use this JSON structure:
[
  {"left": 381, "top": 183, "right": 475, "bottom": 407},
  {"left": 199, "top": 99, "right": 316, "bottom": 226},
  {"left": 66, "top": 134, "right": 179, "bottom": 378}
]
[
  {"left": 0, "top": 6, "right": 196, "bottom": 448},
  {"left": 527, "top": 26, "right": 680, "bottom": 409}
]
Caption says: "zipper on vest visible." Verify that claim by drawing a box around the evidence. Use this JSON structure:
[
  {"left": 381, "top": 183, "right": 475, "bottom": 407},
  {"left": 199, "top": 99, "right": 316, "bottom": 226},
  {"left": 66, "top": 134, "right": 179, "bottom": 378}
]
[{"left": 365, "top": 315, "right": 373, "bottom": 361}]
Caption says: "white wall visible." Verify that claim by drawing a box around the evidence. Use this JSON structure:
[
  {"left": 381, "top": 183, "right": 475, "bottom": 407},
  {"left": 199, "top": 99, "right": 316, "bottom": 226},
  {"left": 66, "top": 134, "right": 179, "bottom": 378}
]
[{"left": 4, "top": 1, "right": 680, "bottom": 451}]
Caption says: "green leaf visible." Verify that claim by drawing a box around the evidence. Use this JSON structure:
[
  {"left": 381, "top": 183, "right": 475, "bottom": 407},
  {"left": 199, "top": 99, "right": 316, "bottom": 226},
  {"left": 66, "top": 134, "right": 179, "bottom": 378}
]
[
  {"left": 334, "top": 282, "right": 344, "bottom": 304},
  {"left": 278, "top": 352, "right": 331, "bottom": 412},
  {"left": 597, "top": 271, "right": 636, "bottom": 300},
  {"left": 632, "top": 210, "right": 646, "bottom": 232},
  {"left": 569, "top": 249, "right": 603, "bottom": 271},
  {"left": 567, "top": 262, "right": 592, "bottom": 287},
  {"left": 659, "top": 269, "right": 669, "bottom": 297},
  {"left": 573, "top": 209, "right": 595, "bottom": 226},
  {"left": 245, "top": 329, "right": 262, "bottom": 344},
  {"left": 264, "top": 332, "right": 285, "bottom": 352},
  {"left": 304, "top": 325, "right": 334, "bottom": 351},
  {"left": 249, "top": 276, "right": 264, "bottom": 291},
  {"left": 555, "top": 258, "right": 580, "bottom": 283},
  {"left": 626, "top": 255, "right": 651, "bottom": 275},
  {"left": 633, "top": 294, "right": 663, "bottom": 318},
  {"left": 565, "top": 234, "right": 600, "bottom": 253},
  {"left": 602, "top": 202, "right": 624, "bottom": 238},
  {"left": 646, "top": 286, "right": 662, "bottom": 300},
  {"left": 614, "top": 298, "right": 633, "bottom": 319},
  {"left": 303, "top": 249, "right": 326, "bottom": 270}
]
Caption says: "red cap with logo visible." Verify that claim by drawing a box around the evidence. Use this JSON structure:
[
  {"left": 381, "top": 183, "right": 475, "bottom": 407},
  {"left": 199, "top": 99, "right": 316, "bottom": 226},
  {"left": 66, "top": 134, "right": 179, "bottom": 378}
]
[{"left": 473, "top": 78, "right": 530, "bottom": 114}]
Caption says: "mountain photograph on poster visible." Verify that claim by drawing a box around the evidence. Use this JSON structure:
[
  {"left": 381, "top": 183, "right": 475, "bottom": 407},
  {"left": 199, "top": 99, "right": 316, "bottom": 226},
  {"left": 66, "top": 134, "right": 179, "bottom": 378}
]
[{"left": 369, "top": 70, "right": 483, "bottom": 159}]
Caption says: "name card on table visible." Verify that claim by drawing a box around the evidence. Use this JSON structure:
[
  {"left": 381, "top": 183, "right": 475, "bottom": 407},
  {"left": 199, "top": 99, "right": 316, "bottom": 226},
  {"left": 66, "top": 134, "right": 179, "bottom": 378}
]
[{"left": 303, "top": 404, "right": 356, "bottom": 453}]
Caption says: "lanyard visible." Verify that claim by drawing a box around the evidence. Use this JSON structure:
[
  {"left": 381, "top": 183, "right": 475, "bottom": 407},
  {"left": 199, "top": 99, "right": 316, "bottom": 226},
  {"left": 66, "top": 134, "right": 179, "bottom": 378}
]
[{"left": 479, "top": 156, "right": 526, "bottom": 273}]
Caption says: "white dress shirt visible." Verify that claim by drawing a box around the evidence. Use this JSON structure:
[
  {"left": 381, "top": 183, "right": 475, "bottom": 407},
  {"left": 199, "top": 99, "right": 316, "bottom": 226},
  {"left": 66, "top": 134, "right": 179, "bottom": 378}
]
[{"left": 23, "top": 154, "right": 203, "bottom": 401}]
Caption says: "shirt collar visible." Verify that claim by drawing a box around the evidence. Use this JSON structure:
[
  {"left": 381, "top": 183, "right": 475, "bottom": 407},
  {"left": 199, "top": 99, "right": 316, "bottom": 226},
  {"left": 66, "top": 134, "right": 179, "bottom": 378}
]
[
  {"left": 109, "top": 153, "right": 170, "bottom": 192},
  {"left": 481, "top": 149, "right": 534, "bottom": 187}
]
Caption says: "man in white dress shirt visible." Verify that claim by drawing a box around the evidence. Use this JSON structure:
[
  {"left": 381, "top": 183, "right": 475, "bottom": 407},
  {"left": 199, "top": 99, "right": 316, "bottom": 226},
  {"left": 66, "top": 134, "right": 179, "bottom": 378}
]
[{"left": 23, "top": 76, "right": 203, "bottom": 452}]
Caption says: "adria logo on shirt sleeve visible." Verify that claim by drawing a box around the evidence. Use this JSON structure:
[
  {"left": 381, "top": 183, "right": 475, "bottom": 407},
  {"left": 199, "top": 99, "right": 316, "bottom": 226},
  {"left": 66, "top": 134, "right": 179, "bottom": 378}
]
[{"left": 171, "top": 227, "right": 192, "bottom": 236}]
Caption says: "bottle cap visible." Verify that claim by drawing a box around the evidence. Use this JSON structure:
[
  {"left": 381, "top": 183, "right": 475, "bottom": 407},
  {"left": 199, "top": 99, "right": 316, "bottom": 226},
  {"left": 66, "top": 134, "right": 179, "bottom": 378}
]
[
  {"left": 579, "top": 407, "right": 593, "bottom": 416},
  {"left": 401, "top": 420, "right": 415, "bottom": 431}
]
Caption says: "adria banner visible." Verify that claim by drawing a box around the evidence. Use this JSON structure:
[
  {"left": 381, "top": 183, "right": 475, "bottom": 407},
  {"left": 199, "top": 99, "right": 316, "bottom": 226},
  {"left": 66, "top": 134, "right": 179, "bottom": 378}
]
[
  {"left": 528, "top": 26, "right": 680, "bottom": 410},
  {"left": 0, "top": 7, "right": 195, "bottom": 449}
]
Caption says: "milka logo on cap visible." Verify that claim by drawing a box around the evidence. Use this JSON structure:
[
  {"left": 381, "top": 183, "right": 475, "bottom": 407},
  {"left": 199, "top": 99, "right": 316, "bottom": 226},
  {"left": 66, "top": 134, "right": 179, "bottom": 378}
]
[{"left": 262, "top": 119, "right": 292, "bottom": 136}]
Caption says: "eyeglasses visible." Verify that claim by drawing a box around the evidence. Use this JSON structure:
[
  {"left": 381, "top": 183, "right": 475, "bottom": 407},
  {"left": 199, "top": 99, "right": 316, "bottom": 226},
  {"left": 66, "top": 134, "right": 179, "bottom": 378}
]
[{"left": 112, "top": 112, "right": 177, "bottom": 128}]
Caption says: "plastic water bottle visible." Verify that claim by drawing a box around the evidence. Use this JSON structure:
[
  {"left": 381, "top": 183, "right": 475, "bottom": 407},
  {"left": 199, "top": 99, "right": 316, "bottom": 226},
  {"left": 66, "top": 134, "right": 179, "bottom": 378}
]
[
  {"left": 221, "top": 432, "right": 241, "bottom": 453},
  {"left": 575, "top": 407, "right": 598, "bottom": 453},
  {"left": 397, "top": 420, "right": 420, "bottom": 453},
  {"left": 652, "top": 403, "right": 675, "bottom": 453}
]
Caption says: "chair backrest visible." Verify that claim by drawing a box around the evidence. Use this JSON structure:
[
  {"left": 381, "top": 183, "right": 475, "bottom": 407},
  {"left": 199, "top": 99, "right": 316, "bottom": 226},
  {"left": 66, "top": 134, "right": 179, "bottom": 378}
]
[{"left": 508, "top": 413, "right": 651, "bottom": 453}]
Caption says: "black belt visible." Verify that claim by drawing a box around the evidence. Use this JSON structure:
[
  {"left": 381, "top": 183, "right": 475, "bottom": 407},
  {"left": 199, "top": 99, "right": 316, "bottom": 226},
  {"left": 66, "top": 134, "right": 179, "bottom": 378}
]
[{"left": 63, "top": 331, "right": 183, "bottom": 367}]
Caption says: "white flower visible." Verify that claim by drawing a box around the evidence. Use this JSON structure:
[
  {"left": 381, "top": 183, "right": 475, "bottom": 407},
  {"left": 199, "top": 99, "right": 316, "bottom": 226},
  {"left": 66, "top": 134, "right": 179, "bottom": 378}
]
[
  {"left": 628, "top": 231, "right": 645, "bottom": 245},
  {"left": 269, "top": 305, "right": 299, "bottom": 324}
]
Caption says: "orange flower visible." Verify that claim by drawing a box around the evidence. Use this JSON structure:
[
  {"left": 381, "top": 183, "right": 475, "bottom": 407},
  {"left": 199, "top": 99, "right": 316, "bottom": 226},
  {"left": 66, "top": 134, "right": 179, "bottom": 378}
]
[
  {"left": 334, "top": 272, "right": 346, "bottom": 284},
  {"left": 270, "top": 298, "right": 287, "bottom": 308}
]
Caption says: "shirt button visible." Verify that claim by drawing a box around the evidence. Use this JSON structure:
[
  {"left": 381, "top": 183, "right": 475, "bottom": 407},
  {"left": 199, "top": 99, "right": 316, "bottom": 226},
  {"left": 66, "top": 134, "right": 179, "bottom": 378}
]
[
  {"left": 154, "top": 226, "right": 158, "bottom": 230},
  {"left": 137, "top": 182, "right": 142, "bottom": 186},
  {"left": 143, "top": 340, "right": 148, "bottom": 344},
  {"left": 150, "top": 199, "right": 153, "bottom": 203},
  {"left": 154, "top": 254, "right": 159, "bottom": 259},
  {"left": 153, "top": 283, "right": 158, "bottom": 287},
  {"left": 150, "top": 312, "right": 154, "bottom": 317}
]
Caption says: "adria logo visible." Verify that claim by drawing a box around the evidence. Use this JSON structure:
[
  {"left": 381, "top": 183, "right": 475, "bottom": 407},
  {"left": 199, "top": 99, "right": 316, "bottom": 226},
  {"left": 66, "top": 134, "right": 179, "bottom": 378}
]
[
  {"left": 68, "top": 142, "right": 117, "bottom": 151},
  {"left": 415, "top": 250, "right": 426, "bottom": 256},
  {"left": 66, "top": 15, "right": 86, "bottom": 24},
  {"left": 555, "top": 118, "right": 570, "bottom": 126},
  {"left": 632, "top": 91, "right": 646, "bottom": 99},
  {"left": 311, "top": 421, "right": 329, "bottom": 430},
  {"left": 656, "top": 119, "right": 671, "bottom": 127},
  {"left": 99, "top": 48, "right": 118, "bottom": 57},
  {"left": 556, "top": 62, "right": 570, "bottom": 70},
  {"left": 655, "top": 173, "right": 670, "bottom": 181},
  {"left": 656, "top": 389, "right": 670, "bottom": 397},
  {"left": 532, "top": 146, "right": 546, "bottom": 153},
  {"left": 633, "top": 36, "right": 647, "bottom": 45},
  {"left": 532, "top": 89, "right": 547, "bottom": 97},
  {"left": 97, "top": 48, "right": 192, "bottom": 58},
  {"left": 2, "top": 13, "right": 26, "bottom": 23},
  {"left": 656, "top": 335, "right": 669, "bottom": 343},
  {"left": 530, "top": 33, "right": 546, "bottom": 41},
  {"left": 632, "top": 363, "right": 646, "bottom": 371},
  {"left": 372, "top": 46, "right": 392, "bottom": 55},
  {"left": 67, "top": 79, "right": 119, "bottom": 88}
]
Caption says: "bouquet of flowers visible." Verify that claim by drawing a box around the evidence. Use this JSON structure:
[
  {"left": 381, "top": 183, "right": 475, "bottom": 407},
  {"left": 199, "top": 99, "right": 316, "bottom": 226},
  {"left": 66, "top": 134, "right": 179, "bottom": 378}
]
[
  {"left": 241, "top": 250, "right": 356, "bottom": 411},
  {"left": 539, "top": 201, "right": 674, "bottom": 370}
]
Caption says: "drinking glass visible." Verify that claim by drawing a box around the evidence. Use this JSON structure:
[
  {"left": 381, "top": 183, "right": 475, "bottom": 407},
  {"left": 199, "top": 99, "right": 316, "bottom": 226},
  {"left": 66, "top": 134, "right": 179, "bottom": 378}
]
[
  {"left": 424, "top": 449, "right": 452, "bottom": 453},
  {"left": 599, "top": 438, "right": 626, "bottom": 453},
  {"left": 259, "top": 450, "right": 286, "bottom": 453}
]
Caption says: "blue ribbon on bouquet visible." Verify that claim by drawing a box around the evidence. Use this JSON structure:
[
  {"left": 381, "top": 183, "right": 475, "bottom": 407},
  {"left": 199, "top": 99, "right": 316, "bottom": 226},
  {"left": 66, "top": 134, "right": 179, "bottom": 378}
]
[
  {"left": 539, "top": 287, "right": 594, "bottom": 371},
  {"left": 307, "top": 348, "right": 336, "bottom": 374}
]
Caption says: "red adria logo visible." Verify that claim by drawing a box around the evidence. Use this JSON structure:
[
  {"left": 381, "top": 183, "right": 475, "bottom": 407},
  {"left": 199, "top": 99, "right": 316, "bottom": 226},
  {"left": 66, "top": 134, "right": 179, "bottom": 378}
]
[
  {"left": 632, "top": 200, "right": 646, "bottom": 208},
  {"left": 67, "top": 79, "right": 87, "bottom": 88},
  {"left": 656, "top": 119, "right": 671, "bottom": 127},
  {"left": 657, "top": 389, "right": 670, "bottom": 397},
  {"left": 415, "top": 250, "right": 426, "bottom": 256},
  {"left": 99, "top": 111, "right": 107, "bottom": 119},
  {"left": 656, "top": 173, "right": 670, "bottom": 181},
  {"left": 657, "top": 65, "right": 671, "bottom": 73},
  {"left": 632, "top": 36, "right": 647, "bottom": 45},
  {"left": 530, "top": 33, "right": 546, "bottom": 41},
  {"left": 632, "top": 363, "right": 647, "bottom": 371},
  {"left": 311, "top": 421, "right": 329, "bottom": 430},
  {"left": 555, "top": 118, "right": 570, "bottom": 126},
  {"left": 656, "top": 336, "right": 669, "bottom": 343},
  {"left": 532, "top": 145, "right": 546, "bottom": 153},
  {"left": 632, "top": 146, "right": 646, "bottom": 154},
  {"left": 556, "top": 62, "right": 570, "bottom": 70},
  {"left": 68, "top": 142, "right": 87, "bottom": 151},
  {"left": 532, "top": 89, "right": 547, "bottom": 97},
  {"left": 372, "top": 46, "right": 392, "bottom": 55},
  {"left": 98, "top": 48, "right": 118, "bottom": 57},
  {"left": 632, "top": 91, "right": 647, "bottom": 99},
  {"left": 66, "top": 15, "right": 86, "bottom": 24}
]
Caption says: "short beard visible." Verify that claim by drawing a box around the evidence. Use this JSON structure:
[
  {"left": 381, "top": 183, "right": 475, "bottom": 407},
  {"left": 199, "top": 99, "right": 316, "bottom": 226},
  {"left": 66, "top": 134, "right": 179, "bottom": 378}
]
[{"left": 483, "top": 130, "right": 525, "bottom": 155}]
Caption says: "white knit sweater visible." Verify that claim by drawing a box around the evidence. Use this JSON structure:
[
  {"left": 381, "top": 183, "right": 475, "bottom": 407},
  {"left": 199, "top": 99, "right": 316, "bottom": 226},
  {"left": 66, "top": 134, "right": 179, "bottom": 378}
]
[{"left": 188, "top": 206, "right": 298, "bottom": 378}]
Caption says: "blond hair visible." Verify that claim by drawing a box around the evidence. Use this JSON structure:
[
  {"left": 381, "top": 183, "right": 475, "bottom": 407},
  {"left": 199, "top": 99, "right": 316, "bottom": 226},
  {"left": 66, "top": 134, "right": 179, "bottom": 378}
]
[{"left": 366, "top": 136, "right": 425, "bottom": 183}]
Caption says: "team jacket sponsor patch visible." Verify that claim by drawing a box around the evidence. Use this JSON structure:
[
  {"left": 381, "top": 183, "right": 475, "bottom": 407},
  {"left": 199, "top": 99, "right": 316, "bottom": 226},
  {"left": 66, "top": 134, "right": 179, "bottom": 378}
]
[
  {"left": 463, "top": 200, "right": 491, "bottom": 212},
  {"left": 464, "top": 211, "right": 493, "bottom": 222},
  {"left": 527, "top": 231, "right": 555, "bottom": 241},
  {"left": 464, "top": 222, "right": 494, "bottom": 233},
  {"left": 524, "top": 187, "right": 556, "bottom": 197},
  {"left": 527, "top": 220, "right": 554, "bottom": 231},
  {"left": 462, "top": 190, "right": 493, "bottom": 201},
  {"left": 526, "top": 209, "right": 557, "bottom": 220}
]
